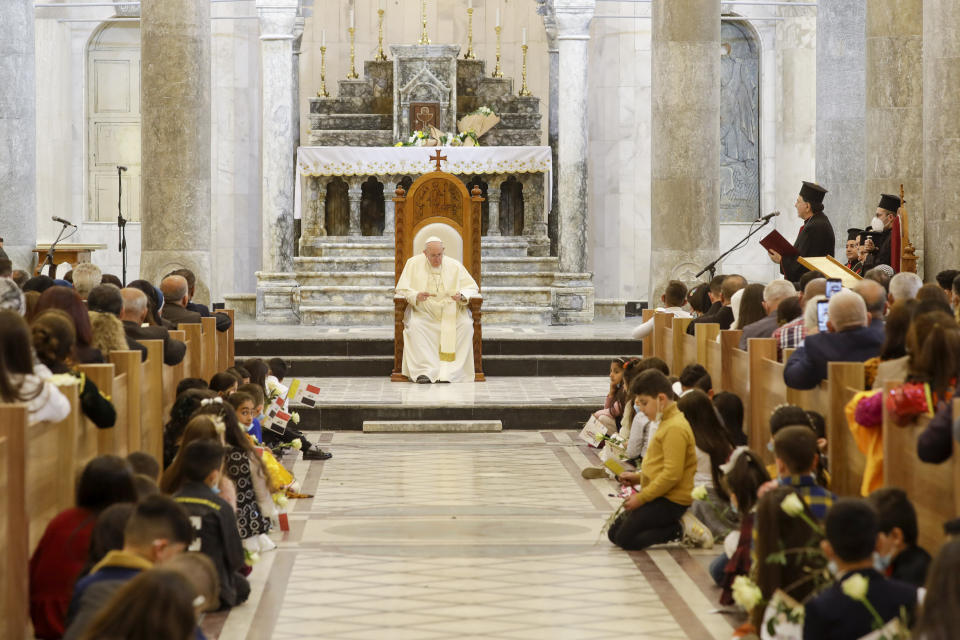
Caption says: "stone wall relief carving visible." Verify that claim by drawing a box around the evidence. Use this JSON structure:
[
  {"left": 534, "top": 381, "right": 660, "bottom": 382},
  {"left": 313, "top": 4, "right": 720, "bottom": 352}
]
[
  {"left": 398, "top": 63, "right": 451, "bottom": 137},
  {"left": 719, "top": 20, "right": 760, "bottom": 223}
]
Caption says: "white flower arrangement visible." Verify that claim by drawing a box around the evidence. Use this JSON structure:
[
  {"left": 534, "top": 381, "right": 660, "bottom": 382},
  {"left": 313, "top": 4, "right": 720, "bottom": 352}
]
[{"left": 731, "top": 575, "right": 764, "bottom": 611}]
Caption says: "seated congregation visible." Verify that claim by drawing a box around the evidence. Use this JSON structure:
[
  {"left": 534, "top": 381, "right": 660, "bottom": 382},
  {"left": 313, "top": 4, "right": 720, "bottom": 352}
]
[
  {"left": 0, "top": 262, "right": 329, "bottom": 639},
  {"left": 589, "top": 269, "right": 960, "bottom": 639}
]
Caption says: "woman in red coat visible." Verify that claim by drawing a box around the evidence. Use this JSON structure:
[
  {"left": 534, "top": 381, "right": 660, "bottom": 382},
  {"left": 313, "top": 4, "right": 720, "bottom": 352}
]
[{"left": 29, "top": 455, "right": 137, "bottom": 639}]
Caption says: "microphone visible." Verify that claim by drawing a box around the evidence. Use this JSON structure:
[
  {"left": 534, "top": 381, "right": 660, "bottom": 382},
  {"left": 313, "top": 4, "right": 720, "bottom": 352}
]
[
  {"left": 52, "top": 216, "right": 77, "bottom": 227},
  {"left": 759, "top": 211, "right": 780, "bottom": 222},
  {"left": 117, "top": 166, "right": 128, "bottom": 172}
]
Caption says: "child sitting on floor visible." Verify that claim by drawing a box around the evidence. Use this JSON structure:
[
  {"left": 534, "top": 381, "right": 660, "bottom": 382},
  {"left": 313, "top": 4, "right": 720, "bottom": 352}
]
[{"left": 608, "top": 369, "right": 697, "bottom": 550}]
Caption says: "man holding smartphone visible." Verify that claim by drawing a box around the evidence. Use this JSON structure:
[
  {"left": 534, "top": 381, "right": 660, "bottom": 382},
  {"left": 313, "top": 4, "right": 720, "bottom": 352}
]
[{"left": 784, "top": 290, "right": 883, "bottom": 389}]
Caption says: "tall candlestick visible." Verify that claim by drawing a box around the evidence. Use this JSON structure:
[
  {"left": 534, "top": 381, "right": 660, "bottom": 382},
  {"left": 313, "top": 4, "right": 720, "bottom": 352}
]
[
  {"left": 492, "top": 25, "right": 503, "bottom": 78},
  {"left": 464, "top": 5, "right": 476, "bottom": 59},
  {"left": 518, "top": 44, "right": 532, "bottom": 96},
  {"left": 317, "top": 45, "right": 330, "bottom": 97},
  {"left": 346, "top": 27, "right": 359, "bottom": 79},
  {"left": 375, "top": 8, "right": 387, "bottom": 61},
  {"left": 418, "top": 0, "right": 430, "bottom": 45}
]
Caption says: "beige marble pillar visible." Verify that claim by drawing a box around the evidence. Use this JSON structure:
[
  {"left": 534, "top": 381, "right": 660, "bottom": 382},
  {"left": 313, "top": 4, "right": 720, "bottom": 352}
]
[
  {"left": 140, "top": 0, "right": 212, "bottom": 302},
  {"left": 486, "top": 175, "right": 505, "bottom": 237},
  {"left": 866, "top": 0, "right": 922, "bottom": 262},
  {"left": 383, "top": 175, "right": 396, "bottom": 237},
  {"left": 649, "top": 0, "right": 720, "bottom": 300},
  {"left": 0, "top": 1, "right": 36, "bottom": 271},
  {"left": 347, "top": 176, "right": 363, "bottom": 236},
  {"left": 923, "top": 0, "right": 960, "bottom": 278}
]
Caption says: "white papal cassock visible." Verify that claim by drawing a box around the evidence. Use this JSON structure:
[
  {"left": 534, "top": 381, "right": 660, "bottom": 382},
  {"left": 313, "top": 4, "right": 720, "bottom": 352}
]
[{"left": 396, "top": 253, "right": 480, "bottom": 382}]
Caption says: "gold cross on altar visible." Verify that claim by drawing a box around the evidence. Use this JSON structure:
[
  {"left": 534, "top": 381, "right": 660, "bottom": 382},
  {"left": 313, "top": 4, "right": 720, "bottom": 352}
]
[{"left": 429, "top": 149, "right": 447, "bottom": 171}]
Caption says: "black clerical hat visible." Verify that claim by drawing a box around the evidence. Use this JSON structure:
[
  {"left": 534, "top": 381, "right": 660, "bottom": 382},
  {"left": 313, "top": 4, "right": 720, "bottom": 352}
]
[
  {"left": 878, "top": 193, "right": 902, "bottom": 213},
  {"left": 846, "top": 228, "right": 863, "bottom": 242},
  {"left": 799, "top": 181, "right": 828, "bottom": 205}
]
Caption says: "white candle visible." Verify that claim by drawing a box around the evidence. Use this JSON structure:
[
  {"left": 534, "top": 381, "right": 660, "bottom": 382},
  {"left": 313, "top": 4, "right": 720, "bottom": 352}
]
[
  {"left": 380, "top": 0, "right": 385, "bottom": 10},
  {"left": 321, "top": 28, "right": 326, "bottom": 47},
  {"left": 522, "top": 27, "right": 526, "bottom": 45},
  {"left": 496, "top": 8, "right": 500, "bottom": 27},
  {"left": 350, "top": 8, "right": 355, "bottom": 28},
  {"left": 468, "top": 0, "right": 472, "bottom": 9}
]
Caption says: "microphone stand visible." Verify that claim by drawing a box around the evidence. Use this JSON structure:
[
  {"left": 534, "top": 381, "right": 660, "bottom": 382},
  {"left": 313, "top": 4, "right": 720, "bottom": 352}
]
[
  {"left": 117, "top": 166, "right": 128, "bottom": 285},
  {"left": 695, "top": 217, "right": 773, "bottom": 280},
  {"left": 43, "top": 223, "right": 70, "bottom": 278}
]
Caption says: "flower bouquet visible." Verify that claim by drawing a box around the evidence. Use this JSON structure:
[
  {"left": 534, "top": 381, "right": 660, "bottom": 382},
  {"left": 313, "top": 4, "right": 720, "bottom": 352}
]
[{"left": 457, "top": 106, "right": 499, "bottom": 146}]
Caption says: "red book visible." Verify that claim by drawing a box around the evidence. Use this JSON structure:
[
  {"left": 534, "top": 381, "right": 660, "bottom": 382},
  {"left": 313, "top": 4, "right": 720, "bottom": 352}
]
[{"left": 759, "top": 230, "right": 800, "bottom": 257}]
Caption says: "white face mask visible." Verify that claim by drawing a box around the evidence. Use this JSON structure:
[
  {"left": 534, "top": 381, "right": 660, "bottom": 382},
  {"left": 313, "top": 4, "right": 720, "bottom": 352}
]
[{"left": 870, "top": 216, "right": 885, "bottom": 232}]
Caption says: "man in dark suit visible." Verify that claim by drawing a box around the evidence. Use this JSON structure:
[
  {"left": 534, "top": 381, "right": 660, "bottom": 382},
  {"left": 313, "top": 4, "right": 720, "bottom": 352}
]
[
  {"left": 686, "top": 274, "right": 746, "bottom": 335},
  {"left": 86, "top": 284, "right": 147, "bottom": 361},
  {"left": 767, "top": 181, "right": 836, "bottom": 285},
  {"left": 160, "top": 274, "right": 204, "bottom": 326},
  {"left": 853, "top": 279, "right": 887, "bottom": 344},
  {"left": 863, "top": 193, "right": 901, "bottom": 271},
  {"left": 120, "top": 287, "right": 187, "bottom": 366},
  {"left": 784, "top": 289, "right": 882, "bottom": 389},
  {"left": 169, "top": 268, "right": 232, "bottom": 333},
  {"left": 803, "top": 499, "right": 917, "bottom": 640}
]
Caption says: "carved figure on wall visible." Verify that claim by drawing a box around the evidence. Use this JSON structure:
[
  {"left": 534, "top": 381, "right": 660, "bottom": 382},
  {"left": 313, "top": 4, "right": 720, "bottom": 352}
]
[
  {"left": 413, "top": 179, "right": 463, "bottom": 225},
  {"left": 719, "top": 22, "right": 760, "bottom": 223},
  {"left": 411, "top": 103, "right": 440, "bottom": 131}
]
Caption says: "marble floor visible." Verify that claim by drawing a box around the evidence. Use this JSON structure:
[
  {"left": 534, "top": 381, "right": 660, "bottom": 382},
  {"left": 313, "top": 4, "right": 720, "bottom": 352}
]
[
  {"left": 293, "top": 376, "right": 610, "bottom": 407},
  {"left": 205, "top": 431, "right": 740, "bottom": 640}
]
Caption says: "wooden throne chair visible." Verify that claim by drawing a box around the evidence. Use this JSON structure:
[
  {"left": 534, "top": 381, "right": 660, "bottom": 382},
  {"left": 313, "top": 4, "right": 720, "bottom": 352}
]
[{"left": 391, "top": 165, "right": 485, "bottom": 382}]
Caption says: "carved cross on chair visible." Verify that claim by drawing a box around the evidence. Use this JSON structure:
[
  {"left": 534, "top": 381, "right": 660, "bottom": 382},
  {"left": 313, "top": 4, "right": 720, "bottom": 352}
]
[{"left": 429, "top": 149, "right": 448, "bottom": 171}]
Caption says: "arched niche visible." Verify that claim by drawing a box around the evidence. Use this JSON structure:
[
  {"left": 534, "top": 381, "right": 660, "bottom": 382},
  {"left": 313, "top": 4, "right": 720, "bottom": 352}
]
[
  {"left": 360, "top": 176, "right": 385, "bottom": 236},
  {"left": 499, "top": 176, "right": 524, "bottom": 236},
  {"left": 720, "top": 18, "right": 761, "bottom": 223},
  {"left": 324, "top": 178, "right": 349, "bottom": 236},
  {"left": 464, "top": 177, "right": 489, "bottom": 235}
]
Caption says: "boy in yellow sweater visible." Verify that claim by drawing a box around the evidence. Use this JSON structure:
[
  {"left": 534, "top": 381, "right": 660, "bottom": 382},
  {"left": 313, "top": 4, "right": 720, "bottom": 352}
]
[{"left": 608, "top": 369, "right": 698, "bottom": 550}]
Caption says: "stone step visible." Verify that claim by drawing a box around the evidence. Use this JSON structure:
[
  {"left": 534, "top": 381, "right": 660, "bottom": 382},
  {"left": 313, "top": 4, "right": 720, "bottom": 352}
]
[
  {"left": 338, "top": 79, "right": 373, "bottom": 98},
  {"left": 310, "top": 113, "right": 392, "bottom": 130},
  {"left": 293, "top": 270, "right": 557, "bottom": 288},
  {"left": 298, "top": 285, "right": 552, "bottom": 307},
  {"left": 293, "top": 255, "right": 559, "bottom": 274},
  {"left": 298, "top": 304, "right": 553, "bottom": 326},
  {"left": 362, "top": 420, "right": 503, "bottom": 433}
]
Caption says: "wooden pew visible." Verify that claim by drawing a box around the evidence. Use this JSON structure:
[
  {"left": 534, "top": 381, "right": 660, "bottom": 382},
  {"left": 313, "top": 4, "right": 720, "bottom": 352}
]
[
  {"left": 164, "top": 329, "right": 188, "bottom": 418},
  {"left": 201, "top": 316, "right": 218, "bottom": 382},
  {"left": 654, "top": 312, "right": 674, "bottom": 366},
  {"left": 670, "top": 317, "right": 693, "bottom": 374},
  {"left": 681, "top": 330, "right": 698, "bottom": 376},
  {"left": 139, "top": 340, "right": 165, "bottom": 462},
  {"left": 220, "top": 308, "right": 236, "bottom": 371},
  {"left": 882, "top": 392, "right": 960, "bottom": 552},
  {"left": 826, "top": 362, "right": 866, "bottom": 497},
  {"left": 640, "top": 309, "right": 655, "bottom": 358},
  {"left": 702, "top": 326, "right": 723, "bottom": 391},
  {"left": 747, "top": 338, "right": 779, "bottom": 461},
  {"left": 78, "top": 363, "right": 126, "bottom": 458},
  {"left": 0, "top": 404, "right": 28, "bottom": 640},
  {"left": 110, "top": 350, "right": 142, "bottom": 453},
  {"left": 180, "top": 323, "right": 204, "bottom": 380}
]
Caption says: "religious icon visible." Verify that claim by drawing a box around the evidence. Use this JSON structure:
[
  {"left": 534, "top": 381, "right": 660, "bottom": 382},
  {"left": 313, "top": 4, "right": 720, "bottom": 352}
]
[{"left": 411, "top": 102, "right": 440, "bottom": 132}]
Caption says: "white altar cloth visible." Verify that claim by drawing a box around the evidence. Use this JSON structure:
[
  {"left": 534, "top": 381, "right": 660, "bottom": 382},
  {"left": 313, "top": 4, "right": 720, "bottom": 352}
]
[{"left": 293, "top": 146, "right": 552, "bottom": 222}]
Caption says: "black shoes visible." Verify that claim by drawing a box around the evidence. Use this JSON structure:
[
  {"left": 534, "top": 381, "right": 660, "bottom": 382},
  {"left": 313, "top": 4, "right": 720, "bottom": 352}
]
[
  {"left": 416, "top": 375, "right": 431, "bottom": 384},
  {"left": 303, "top": 447, "right": 333, "bottom": 460}
]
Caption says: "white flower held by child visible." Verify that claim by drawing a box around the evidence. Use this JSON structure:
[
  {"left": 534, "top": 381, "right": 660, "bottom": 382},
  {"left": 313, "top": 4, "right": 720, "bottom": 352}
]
[
  {"left": 731, "top": 575, "right": 764, "bottom": 611},
  {"left": 841, "top": 573, "right": 870, "bottom": 601},
  {"left": 691, "top": 485, "right": 708, "bottom": 501},
  {"left": 780, "top": 492, "right": 806, "bottom": 517}
]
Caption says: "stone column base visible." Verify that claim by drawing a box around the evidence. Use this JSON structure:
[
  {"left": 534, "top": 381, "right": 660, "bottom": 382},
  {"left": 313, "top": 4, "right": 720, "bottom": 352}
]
[
  {"left": 550, "top": 272, "right": 595, "bottom": 325},
  {"left": 256, "top": 271, "right": 300, "bottom": 324},
  {"left": 527, "top": 235, "right": 550, "bottom": 257}
]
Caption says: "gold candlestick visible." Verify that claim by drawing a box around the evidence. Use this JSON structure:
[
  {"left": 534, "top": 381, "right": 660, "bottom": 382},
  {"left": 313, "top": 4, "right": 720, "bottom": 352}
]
[
  {"left": 418, "top": 0, "right": 430, "bottom": 45},
  {"left": 375, "top": 8, "right": 388, "bottom": 61},
  {"left": 492, "top": 25, "right": 503, "bottom": 77},
  {"left": 346, "top": 27, "right": 359, "bottom": 79},
  {"left": 464, "top": 7, "right": 476, "bottom": 59},
  {"left": 317, "top": 45, "right": 330, "bottom": 97},
  {"left": 519, "top": 44, "right": 531, "bottom": 96}
]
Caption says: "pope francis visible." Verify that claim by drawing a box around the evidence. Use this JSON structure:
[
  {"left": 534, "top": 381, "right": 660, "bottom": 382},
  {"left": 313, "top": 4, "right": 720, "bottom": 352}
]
[{"left": 395, "top": 237, "right": 480, "bottom": 383}]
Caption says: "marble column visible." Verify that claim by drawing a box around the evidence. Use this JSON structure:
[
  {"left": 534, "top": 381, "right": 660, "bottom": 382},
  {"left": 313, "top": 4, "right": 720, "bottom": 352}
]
[
  {"left": 0, "top": 1, "right": 36, "bottom": 272},
  {"left": 866, "top": 0, "right": 923, "bottom": 267},
  {"left": 486, "top": 176, "right": 505, "bottom": 237},
  {"left": 555, "top": 0, "right": 594, "bottom": 273},
  {"left": 649, "top": 0, "right": 720, "bottom": 301},
  {"left": 923, "top": 0, "right": 960, "bottom": 278},
  {"left": 257, "top": 0, "right": 298, "bottom": 272},
  {"left": 383, "top": 176, "right": 396, "bottom": 237},
  {"left": 347, "top": 176, "right": 363, "bottom": 236},
  {"left": 537, "top": 0, "right": 560, "bottom": 256},
  {"left": 816, "top": 0, "right": 866, "bottom": 254},
  {"left": 141, "top": 0, "right": 212, "bottom": 303}
]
